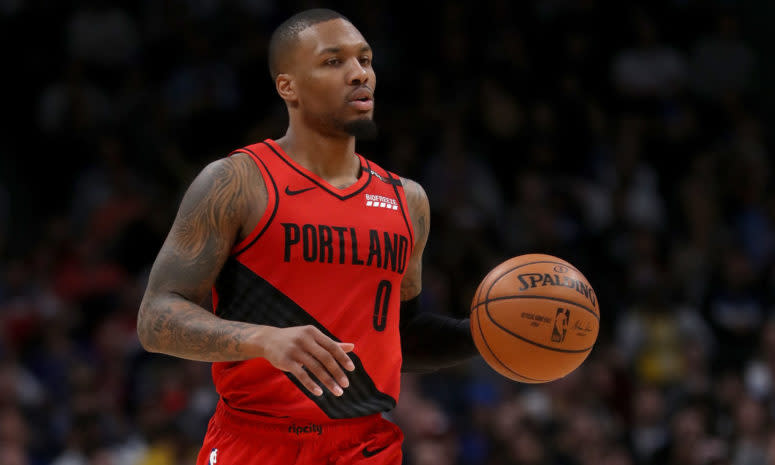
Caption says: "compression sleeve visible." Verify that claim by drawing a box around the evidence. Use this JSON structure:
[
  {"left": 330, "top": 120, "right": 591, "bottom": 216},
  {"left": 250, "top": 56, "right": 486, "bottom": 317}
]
[{"left": 399, "top": 296, "right": 479, "bottom": 373}]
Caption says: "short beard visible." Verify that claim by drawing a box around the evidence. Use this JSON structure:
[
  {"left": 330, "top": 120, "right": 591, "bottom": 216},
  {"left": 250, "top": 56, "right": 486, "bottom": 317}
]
[{"left": 344, "top": 119, "right": 378, "bottom": 140}]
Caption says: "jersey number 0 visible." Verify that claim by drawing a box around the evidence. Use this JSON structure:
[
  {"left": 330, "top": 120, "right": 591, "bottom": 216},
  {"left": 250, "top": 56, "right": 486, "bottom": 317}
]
[{"left": 372, "top": 280, "right": 391, "bottom": 331}]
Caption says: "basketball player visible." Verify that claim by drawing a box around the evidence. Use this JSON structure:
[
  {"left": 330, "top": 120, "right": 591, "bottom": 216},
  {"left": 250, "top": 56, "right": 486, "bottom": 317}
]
[{"left": 137, "top": 9, "right": 477, "bottom": 465}]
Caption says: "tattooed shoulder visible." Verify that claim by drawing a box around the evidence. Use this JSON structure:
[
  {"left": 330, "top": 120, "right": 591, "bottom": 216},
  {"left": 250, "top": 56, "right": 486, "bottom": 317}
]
[
  {"left": 173, "top": 156, "right": 254, "bottom": 255},
  {"left": 400, "top": 177, "right": 430, "bottom": 245}
]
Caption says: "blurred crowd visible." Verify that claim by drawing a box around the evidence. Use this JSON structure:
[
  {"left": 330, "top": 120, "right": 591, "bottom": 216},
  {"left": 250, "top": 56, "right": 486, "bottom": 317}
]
[{"left": 1, "top": 1, "right": 774, "bottom": 464}]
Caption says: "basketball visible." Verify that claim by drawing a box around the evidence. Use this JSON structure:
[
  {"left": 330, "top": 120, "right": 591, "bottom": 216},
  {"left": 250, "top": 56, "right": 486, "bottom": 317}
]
[{"left": 470, "top": 254, "right": 599, "bottom": 383}]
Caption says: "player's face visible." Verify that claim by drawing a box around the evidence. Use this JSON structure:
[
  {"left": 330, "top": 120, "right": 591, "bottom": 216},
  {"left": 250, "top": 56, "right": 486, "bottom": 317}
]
[{"left": 289, "top": 19, "right": 376, "bottom": 137}]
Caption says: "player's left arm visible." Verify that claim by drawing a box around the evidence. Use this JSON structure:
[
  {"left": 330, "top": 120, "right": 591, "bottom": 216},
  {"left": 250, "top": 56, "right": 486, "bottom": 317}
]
[{"left": 398, "top": 177, "right": 478, "bottom": 373}]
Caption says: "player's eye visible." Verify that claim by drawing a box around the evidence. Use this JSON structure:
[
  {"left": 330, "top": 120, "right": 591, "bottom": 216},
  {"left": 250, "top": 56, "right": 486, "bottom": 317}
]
[
  {"left": 359, "top": 56, "right": 372, "bottom": 66},
  {"left": 324, "top": 58, "right": 341, "bottom": 66}
]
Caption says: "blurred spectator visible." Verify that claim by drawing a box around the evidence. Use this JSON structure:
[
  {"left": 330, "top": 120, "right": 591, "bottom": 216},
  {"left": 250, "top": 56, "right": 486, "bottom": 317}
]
[
  {"left": 703, "top": 246, "right": 765, "bottom": 368},
  {"left": 66, "top": 1, "right": 138, "bottom": 69},
  {"left": 731, "top": 395, "right": 768, "bottom": 465},
  {"left": 744, "top": 318, "right": 775, "bottom": 400},
  {"left": 162, "top": 37, "right": 240, "bottom": 120},
  {"left": 0, "top": 445, "right": 29, "bottom": 465},
  {"left": 38, "top": 62, "right": 113, "bottom": 135},
  {"left": 423, "top": 119, "right": 503, "bottom": 231},
  {"left": 629, "top": 385, "right": 668, "bottom": 463},
  {"left": 0, "top": 359, "right": 45, "bottom": 409},
  {"left": 689, "top": 13, "right": 755, "bottom": 101},
  {"left": 612, "top": 12, "right": 688, "bottom": 99}
]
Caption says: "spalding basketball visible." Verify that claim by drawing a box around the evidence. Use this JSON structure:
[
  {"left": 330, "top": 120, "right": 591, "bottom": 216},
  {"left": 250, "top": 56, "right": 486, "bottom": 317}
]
[{"left": 470, "top": 254, "right": 599, "bottom": 383}]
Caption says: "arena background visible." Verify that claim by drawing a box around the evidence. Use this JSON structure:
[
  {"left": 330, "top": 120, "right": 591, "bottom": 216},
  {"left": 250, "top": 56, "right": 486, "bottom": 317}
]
[{"left": 1, "top": 1, "right": 775, "bottom": 464}]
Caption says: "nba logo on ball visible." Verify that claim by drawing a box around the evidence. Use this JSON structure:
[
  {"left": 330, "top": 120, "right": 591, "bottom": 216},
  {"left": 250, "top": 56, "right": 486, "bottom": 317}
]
[
  {"left": 208, "top": 449, "right": 217, "bottom": 465},
  {"left": 551, "top": 308, "right": 570, "bottom": 342}
]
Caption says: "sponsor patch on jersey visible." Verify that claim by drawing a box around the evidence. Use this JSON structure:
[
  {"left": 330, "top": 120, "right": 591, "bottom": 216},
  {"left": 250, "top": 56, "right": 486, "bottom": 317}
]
[
  {"left": 365, "top": 194, "right": 399, "bottom": 210},
  {"left": 208, "top": 448, "right": 217, "bottom": 465}
]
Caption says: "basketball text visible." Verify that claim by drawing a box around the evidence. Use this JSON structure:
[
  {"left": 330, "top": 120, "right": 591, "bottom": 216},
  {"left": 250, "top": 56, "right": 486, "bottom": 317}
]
[{"left": 516, "top": 273, "right": 597, "bottom": 307}]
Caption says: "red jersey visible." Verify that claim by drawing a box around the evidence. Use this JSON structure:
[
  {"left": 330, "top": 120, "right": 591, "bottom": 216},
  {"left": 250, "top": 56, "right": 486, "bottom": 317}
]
[{"left": 211, "top": 139, "right": 414, "bottom": 422}]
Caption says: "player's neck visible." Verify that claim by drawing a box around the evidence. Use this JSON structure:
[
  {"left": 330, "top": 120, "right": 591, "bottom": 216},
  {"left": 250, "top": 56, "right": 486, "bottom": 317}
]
[{"left": 275, "top": 128, "right": 360, "bottom": 181}]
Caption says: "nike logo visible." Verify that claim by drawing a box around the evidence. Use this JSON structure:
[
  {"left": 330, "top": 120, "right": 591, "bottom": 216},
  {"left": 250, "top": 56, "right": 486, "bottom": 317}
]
[
  {"left": 285, "top": 186, "right": 315, "bottom": 196},
  {"left": 362, "top": 445, "right": 388, "bottom": 457}
]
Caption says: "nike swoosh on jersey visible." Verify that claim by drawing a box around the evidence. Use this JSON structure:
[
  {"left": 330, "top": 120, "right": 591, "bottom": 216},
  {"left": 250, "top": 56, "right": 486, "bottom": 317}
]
[
  {"left": 285, "top": 186, "right": 316, "bottom": 195},
  {"left": 362, "top": 445, "right": 389, "bottom": 457}
]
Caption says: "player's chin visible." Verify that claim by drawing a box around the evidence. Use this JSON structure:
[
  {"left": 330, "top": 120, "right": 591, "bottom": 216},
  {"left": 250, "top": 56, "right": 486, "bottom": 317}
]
[{"left": 344, "top": 118, "right": 378, "bottom": 140}]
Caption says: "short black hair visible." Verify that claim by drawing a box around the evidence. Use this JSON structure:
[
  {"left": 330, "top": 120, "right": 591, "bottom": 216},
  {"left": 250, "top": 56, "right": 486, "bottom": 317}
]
[{"left": 268, "top": 8, "right": 351, "bottom": 79}]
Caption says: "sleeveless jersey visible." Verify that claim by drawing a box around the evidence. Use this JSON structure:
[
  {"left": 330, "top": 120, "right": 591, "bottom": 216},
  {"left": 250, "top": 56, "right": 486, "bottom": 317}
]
[{"left": 211, "top": 139, "right": 414, "bottom": 422}]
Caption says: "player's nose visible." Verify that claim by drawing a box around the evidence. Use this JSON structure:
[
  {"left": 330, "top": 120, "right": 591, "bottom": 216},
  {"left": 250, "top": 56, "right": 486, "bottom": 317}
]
[{"left": 347, "top": 58, "right": 369, "bottom": 85}]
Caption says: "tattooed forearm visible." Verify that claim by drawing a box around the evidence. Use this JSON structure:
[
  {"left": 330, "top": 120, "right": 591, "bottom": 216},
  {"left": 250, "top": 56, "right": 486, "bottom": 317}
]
[
  {"left": 138, "top": 293, "right": 264, "bottom": 361},
  {"left": 400, "top": 177, "right": 430, "bottom": 301},
  {"left": 137, "top": 154, "right": 268, "bottom": 360}
]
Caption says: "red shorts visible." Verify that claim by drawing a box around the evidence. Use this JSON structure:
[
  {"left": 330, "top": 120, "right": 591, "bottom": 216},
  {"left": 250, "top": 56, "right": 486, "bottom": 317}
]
[{"left": 195, "top": 401, "right": 404, "bottom": 465}]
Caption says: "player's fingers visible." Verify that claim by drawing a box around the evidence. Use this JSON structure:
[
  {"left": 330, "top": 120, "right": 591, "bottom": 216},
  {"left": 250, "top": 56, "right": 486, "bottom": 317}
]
[
  {"left": 339, "top": 342, "right": 355, "bottom": 352},
  {"left": 299, "top": 354, "right": 344, "bottom": 396},
  {"left": 334, "top": 343, "right": 356, "bottom": 371},
  {"left": 311, "top": 330, "right": 356, "bottom": 372},
  {"left": 307, "top": 342, "right": 350, "bottom": 390},
  {"left": 290, "top": 363, "right": 324, "bottom": 397}
]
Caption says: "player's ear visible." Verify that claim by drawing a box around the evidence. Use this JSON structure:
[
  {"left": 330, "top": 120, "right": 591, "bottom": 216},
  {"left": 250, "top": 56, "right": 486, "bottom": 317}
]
[{"left": 276, "top": 74, "right": 297, "bottom": 103}]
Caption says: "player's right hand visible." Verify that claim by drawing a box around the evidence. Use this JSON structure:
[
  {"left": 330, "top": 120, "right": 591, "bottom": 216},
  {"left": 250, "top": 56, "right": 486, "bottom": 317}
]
[{"left": 259, "top": 325, "right": 356, "bottom": 397}]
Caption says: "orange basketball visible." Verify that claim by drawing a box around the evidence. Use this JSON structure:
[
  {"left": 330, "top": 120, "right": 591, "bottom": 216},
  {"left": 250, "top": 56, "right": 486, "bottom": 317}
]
[{"left": 470, "top": 254, "right": 599, "bottom": 383}]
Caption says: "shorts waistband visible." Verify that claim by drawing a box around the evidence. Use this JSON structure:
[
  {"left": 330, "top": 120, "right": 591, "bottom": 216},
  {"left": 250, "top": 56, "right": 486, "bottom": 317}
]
[{"left": 211, "top": 400, "right": 381, "bottom": 438}]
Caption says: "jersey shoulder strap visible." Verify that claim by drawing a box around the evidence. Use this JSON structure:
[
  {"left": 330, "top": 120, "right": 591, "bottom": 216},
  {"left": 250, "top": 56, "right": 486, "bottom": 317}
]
[
  {"left": 363, "top": 159, "right": 415, "bottom": 247},
  {"left": 361, "top": 160, "right": 402, "bottom": 186},
  {"left": 226, "top": 143, "right": 279, "bottom": 256}
]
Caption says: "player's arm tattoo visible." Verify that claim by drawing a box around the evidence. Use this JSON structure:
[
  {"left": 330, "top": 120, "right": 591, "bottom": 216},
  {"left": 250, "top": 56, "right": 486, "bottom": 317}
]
[
  {"left": 399, "top": 177, "right": 430, "bottom": 301},
  {"left": 137, "top": 154, "right": 269, "bottom": 361}
]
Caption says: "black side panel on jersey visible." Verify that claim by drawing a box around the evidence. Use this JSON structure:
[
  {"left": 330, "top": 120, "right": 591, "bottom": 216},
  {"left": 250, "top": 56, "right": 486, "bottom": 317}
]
[{"left": 214, "top": 257, "right": 397, "bottom": 419}]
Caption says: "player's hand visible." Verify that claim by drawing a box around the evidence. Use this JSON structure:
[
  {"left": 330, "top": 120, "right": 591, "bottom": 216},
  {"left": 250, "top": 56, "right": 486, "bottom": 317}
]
[{"left": 259, "top": 325, "right": 356, "bottom": 397}]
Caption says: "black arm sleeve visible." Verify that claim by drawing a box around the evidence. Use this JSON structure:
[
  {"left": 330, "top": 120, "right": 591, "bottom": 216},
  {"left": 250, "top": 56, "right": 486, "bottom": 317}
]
[{"left": 399, "top": 296, "right": 479, "bottom": 373}]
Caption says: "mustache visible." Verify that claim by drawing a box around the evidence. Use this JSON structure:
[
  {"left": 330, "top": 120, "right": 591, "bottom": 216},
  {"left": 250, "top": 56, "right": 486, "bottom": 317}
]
[{"left": 346, "top": 86, "right": 374, "bottom": 101}]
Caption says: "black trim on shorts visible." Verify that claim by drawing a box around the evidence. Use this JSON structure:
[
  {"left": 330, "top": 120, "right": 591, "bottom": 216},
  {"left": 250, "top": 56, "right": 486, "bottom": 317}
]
[{"left": 214, "top": 258, "right": 397, "bottom": 419}]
